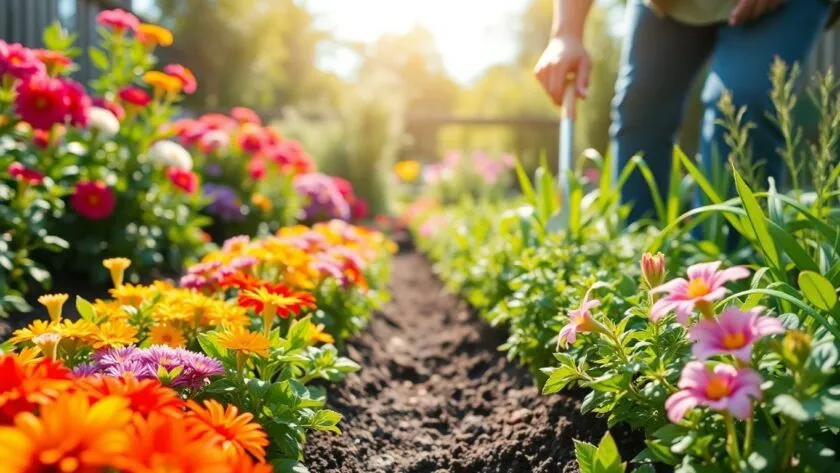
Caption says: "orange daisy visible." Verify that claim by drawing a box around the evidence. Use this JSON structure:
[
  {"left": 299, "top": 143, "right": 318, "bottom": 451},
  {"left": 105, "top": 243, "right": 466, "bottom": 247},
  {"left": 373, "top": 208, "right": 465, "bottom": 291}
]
[
  {"left": 238, "top": 284, "right": 315, "bottom": 335},
  {"left": 74, "top": 376, "right": 184, "bottom": 420},
  {"left": 215, "top": 327, "right": 271, "bottom": 358},
  {"left": 185, "top": 399, "right": 269, "bottom": 462},
  {"left": 0, "top": 354, "right": 73, "bottom": 424}
]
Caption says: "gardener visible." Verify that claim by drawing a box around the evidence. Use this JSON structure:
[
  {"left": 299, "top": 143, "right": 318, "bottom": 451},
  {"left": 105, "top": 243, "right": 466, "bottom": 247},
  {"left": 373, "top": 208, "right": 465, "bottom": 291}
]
[{"left": 535, "top": 0, "right": 834, "bottom": 222}]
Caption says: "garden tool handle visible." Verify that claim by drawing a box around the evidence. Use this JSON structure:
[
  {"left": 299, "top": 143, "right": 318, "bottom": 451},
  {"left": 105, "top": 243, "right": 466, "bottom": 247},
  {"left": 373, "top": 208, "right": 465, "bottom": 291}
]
[{"left": 558, "top": 73, "right": 576, "bottom": 211}]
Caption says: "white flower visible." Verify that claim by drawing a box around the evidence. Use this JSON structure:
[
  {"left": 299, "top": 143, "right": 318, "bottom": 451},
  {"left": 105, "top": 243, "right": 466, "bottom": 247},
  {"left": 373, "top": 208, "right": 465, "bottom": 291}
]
[
  {"left": 147, "top": 140, "right": 193, "bottom": 170},
  {"left": 87, "top": 107, "right": 120, "bottom": 139}
]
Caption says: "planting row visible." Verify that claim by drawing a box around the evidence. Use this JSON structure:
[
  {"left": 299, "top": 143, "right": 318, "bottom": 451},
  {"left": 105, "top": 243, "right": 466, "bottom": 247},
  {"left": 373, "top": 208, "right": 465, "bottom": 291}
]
[
  {"left": 1, "top": 220, "right": 395, "bottom": 472},
  {"left": 1, "top": 9, "right": 368, "bottom": 317},
  {"left": 408, "top": 72, "right": 840, "bottom": 472}
]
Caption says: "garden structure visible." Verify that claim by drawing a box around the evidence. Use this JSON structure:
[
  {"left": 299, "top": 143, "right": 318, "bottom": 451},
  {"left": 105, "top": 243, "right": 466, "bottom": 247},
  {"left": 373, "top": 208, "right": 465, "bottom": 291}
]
[{"left": 2, "top": 6, "right": 840, "bottom": 473}]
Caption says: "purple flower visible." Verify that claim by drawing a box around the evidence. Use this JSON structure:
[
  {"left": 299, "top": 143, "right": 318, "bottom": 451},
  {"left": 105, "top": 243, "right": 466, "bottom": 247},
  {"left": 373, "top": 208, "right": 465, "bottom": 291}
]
[
  {"left": 230, "top": 256, "right": 257, "bottom": 271},
  {"left": 293, "top": 173, "right": 351, "bottom": 222},
  {"left": 92, "top": 346, "right": 139, "bottom": 369},
  {"left": 72, "top": 363, "right": 100, "bottom": 377},
  {"left": 103, "top": 359, "right": 156, "bottom": 380},
  {"left": 203, "top": 183, "right": 245, "bottom": 222}
]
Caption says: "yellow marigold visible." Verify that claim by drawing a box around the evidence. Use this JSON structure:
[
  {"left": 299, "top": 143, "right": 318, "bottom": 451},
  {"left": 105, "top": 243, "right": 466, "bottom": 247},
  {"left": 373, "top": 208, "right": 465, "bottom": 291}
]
[
  {"left": 308, "top": 323, "right": 335, "bottom": 345},
  {"left": 93, "top": 299, "right": 129, "bottom": 322},
  {"left": 55, "top": 319, "right": 98, "bottom": 345},
  {"left": 90, "top": 320, "right": 138, "bottom": 349},
  {"left": 216, "top": 327, "right": 271, "bottom": 358},
  {"left": 201, "top": 303, "right": 250, "bottom": 328},
  {"left": 250, "top": 193, "right": 272, "bottom": 213},
  {"left": 150, "top": 302, "right": 193, "bottom": 325},
  {"left": 137, "top": 23, "right": 174, "bottom": 47},
  {"left": 102, "top": 257, "right": 131, "bottom": 289},
  {"left": 143, "top": 71, "right": 182, "bottom": 94},
  {"left": 37, "top": 293, "right": 68, "bottom": 323},
  {"left": 394, "top": 159, "right": 421, "bottom": 182},
  {"left": 175, "top": 292, "right": 228, "bottom": 328},
  {"left": 15, "top": 347, "right": 43, "bottom": 366},
  {"left": 110, "top": 283, "right": 155, "bottom": 308},
  {"left": 275, "top": 225, "right": 309, "bottom": 238},
  {"left": 11, "top": 320, "right": 57, "bottom": 345},
  {"left": 148, "top": 324, "right": 186, "bottom": 347}
]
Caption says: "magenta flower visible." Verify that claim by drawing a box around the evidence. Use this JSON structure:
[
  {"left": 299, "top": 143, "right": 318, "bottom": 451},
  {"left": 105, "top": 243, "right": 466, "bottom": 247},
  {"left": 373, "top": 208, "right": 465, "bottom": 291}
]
[
  {"left": 689, "top": 307, "right": 784, "bottom": 362},
  {"left": 650, "top": 261, "right": 750, "bottom": 324},
  {"left": 665, "top": 362, "right": 762, "bottom": 423},
  {"left": 557, "top": 288, "right": 606, "bottom": 349}
]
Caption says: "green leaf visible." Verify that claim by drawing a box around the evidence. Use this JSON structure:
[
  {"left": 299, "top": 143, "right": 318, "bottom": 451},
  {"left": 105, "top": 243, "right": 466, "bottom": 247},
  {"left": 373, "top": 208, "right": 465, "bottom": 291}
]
[
  {"left": 767, "top": 221, "right": 819, "bottom": 273},
  {"left": 514, "top": 157, "right": 536, "bottom": 207},
  {"left": 632, "top": 466, "right": 655, "bottom": 473},
  {"left": 310, "top": 409, "right": 342, "bottom": 434},
  {"left": 733, "top": 169, "right": 781, "bottom": 277},
  {"left": 593, "top": 431, "right": 626, "bottom": 473},
  {"left": 541, "top": 365, "right": 577, "bottom": 394},
  {"left": 798, "top": 271, "right": 837, "bottom": 312},
  {"left": 197, "top": 332, "right": 227, "bottom": 360},
  {"left": 43, "top": 22, "right": 74, "bottom": 50},
  {"left": 75, "top": 296, "right": 96, "bottom": 322},
  {"left": 666, "top": 149, "right": 683, "bottom": 225},
  {"left": 807, "top": 342, "right": 838, "bottom": 375},
  {"left": 574, "top": 439, "right": 598, "bottom": 473},
  {"left": 773, "top": 394, "right": 812, "bottom": 421},
  {"left": 89, "top": 48, "right": 109, "bottom": 70},
  {"left": 28, "top": 266, "right": 51, "bottom": 286}
]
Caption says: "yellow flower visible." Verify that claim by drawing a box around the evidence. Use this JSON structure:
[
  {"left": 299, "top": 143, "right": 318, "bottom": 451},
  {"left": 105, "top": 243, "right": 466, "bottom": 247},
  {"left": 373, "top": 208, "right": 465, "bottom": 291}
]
[
  {"left": 143, "top": 71, "right": 182, "bottom": 94},
  {"left": 102, "top": 257, "right": 131, "bottom": 289},
  {"left": 137, "top": 23, "right": 174, "bottom": 47},
  {"left": 11, "top": 320, "right": 57, "bottom": 345},
  {"left": 56, "top": 319, "right": 98, "bottom": 345},
  {"left": 394, "top": 160, "right": 421, "bottom": 182},
  {"left": 92, "top": 299, "right": 129, "bottom": 322},
  {"left": 307, "top": 323, "right": 335, "bottom": 345},
  {"left": 148, "top": 324, "right": 186, "bottom": 347},
  {"left": 216, "top": 327, "right": 271, "bottom": 358},
  {"left": 37, "top": 293, "right": 68, "bottom": 323},
  {"left": 251, "top": 193, "right": 272, "bottom": 213},
  {"left": 150, "top": 301, "right": 193, "bottom": 325},
  {"left": 110, "top": 283, "right": 155, "bottom": 308},
  {"left": 32, "top": 333, "right": 61, "bottom": 359},
  {"left": 15, "top": 347, "right": 43, "bottom": 365},
  {"left": 91, "top": 320, "right": 138, "bottom": 349}
]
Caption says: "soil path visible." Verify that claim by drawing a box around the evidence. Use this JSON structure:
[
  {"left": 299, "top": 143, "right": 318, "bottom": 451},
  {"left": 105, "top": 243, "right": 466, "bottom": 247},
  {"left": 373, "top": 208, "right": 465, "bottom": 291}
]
[{"left": 305, "top": 251, "right": 638, "bottom": 473}]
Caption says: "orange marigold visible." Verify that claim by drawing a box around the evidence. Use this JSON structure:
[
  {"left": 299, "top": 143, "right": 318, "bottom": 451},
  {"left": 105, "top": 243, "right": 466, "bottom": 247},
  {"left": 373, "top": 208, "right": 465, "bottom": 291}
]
[
  {"left": 0, "top": 354, "right": 73, "bottom": 424},
  {"left": 0, "top": 393, "right": 133, "bottom": 473},
  {"left": 185, "top": 399, "right": 269, "bottom": 462},
  {"left": 74, "top": 376, "right": 184, "bottom": 420}
]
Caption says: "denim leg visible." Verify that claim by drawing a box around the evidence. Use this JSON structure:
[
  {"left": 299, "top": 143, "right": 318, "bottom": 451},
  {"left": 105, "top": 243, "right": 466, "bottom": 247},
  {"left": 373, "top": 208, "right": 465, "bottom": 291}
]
[
  {"left": 611, "top": 0, "right": 715, "bottom": 222},
  {"left": 700, "top": 0, "right": 831, "bottom": 189}
]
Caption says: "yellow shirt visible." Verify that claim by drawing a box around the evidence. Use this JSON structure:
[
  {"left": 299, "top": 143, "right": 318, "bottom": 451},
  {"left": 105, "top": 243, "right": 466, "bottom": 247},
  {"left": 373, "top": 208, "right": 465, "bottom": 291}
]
[{"left": 646, "top": 0, "right": 736, "bottom": 25}]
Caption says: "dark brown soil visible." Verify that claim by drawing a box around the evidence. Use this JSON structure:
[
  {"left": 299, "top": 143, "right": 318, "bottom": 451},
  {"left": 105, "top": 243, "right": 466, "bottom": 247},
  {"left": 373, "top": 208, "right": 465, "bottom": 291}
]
[{"left": 305, "top": 251, "right": 643, "bottom": 473}]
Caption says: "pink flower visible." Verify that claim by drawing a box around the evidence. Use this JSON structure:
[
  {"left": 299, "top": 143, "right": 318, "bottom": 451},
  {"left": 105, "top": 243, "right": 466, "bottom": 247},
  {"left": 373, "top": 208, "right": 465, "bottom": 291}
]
[
  {"left": 8, "top": 162, "right": 44, "bottom": 184},
  {"left": 247, "top": 157, "right": 266, "bottom": 181},
  {"left": 198, "top": 129, "right": 230, "bottom": 153},
  {"left": 665, "top": 362, "right": 762, "bottom": 423},
  {"left": 163, "top": 64, "right": 197, "bottom": 94},
  {"left": 71, "top": 180, "right": 116, "bottom": 220},
  {"left": 0, "top": 41, "right": 45, "bottom": 80},
  {"left": 118, "top": 86, "right": 151, "bottom": 108},
  {"left": 641, "top": 252, "right": 666, "bottom": 289},
  {"left": 14, "top": 75, "right": 70, "bottom": 130},
  {"left": 231, "top": 107, "right": 261, "bottom": 125},
  {"left": 557, "top": 288, "right": 606, "bottom": 349},
  {"left": 690, "top": 307, "right": 784, "bottom": 362},
  {"left": 238, "top": 124, "right": 266, "bottom": 155},
  {"left": 167, "top": 167, "right": 199, "bottom": 194},
  {"left": 650, "top": 261, "right": 750, "bottom": 324},
  {"left": 96, "top": 9, "right": 140, "bottom": 33},
  {"left": 63, "top": 79, "right": 91, "bottom": 127}
]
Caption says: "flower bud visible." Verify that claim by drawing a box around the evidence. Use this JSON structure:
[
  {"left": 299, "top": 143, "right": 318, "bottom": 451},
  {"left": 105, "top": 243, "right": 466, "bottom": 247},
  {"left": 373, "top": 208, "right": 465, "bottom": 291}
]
[
  {"left": 781, "top": 330, "right": 811, "bottom": 368},
  {"left": 641, "top": 252, "right": 666, "bottom": 289}
]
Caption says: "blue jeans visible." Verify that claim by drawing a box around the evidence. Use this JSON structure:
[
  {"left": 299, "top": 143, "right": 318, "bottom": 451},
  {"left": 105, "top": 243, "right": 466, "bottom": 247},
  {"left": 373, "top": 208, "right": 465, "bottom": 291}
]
[{"left": 611, "top": 0, "right": 831, "bottom": 222}]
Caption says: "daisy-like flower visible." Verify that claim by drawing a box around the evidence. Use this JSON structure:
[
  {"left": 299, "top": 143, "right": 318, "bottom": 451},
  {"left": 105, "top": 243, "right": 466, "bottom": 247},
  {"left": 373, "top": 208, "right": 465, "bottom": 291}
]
[
  {"left": 93, "top": 346, "right": 139, "bottom": 369},
  {"left": 238, "top": 284, "right": 316, "bottom": 335},
  {"left": 0, "top": 354, "right": 73, "bottom": 424},
  {"left": 96, "top": 8, "right": 140, "bottom": 33},
  {"left": 186, "top": 399, "right": 270, "bottom": 462},
  {"left": 650, "top": 261, "right": 750, "bottom": 324},
  {"left": 557, "top": 287, "right": 608, "bottom": 349},
  {"left": 109, "top": 283, "right": 155, "bottom": 307},
  {"left": 143, "top": 70, "right": 183, "bottom": 95},
  {"left": 308, "top": 323, "right": 335, "bottom": 345},
  {"left": 71, "top": 179, "right": 116, "bottom": 220},
  {"left": 148, "top": 324, "right": 187, "bottom": 347},
  {"left": 37, "top": 293, "right": 68, "bottom": 323},
  {"left": 0, "top": 42, "right": 45, "bottom": 80},
  {"left": 690, "top": 307, "right": 784, "bottom": 362},
  {"left": 665, "top": 361, "right": 763, "bottom": 423},
  {"left": 164, "top": 64, "right": 197, "bottom": 95},
  {"left": 167, "top": 167, "right": 199, "bottom": 194},
  {"left": 231, "top": 106, "right": 261, "bottom": 125},
  {"left": 103, "top": 257, "right": 131, "bottom": 289},
  {"left": 75, "top": 375, "right": 184, "bottom": 419},
  {"left": 148, "top": 139, "right": 193, "bottom": 170},
  {"left": 87, "top": 106, "right": 120, "bottom": 138},
  {"left": 216, "top": 327, "right": 271, "bottom": 358},
  {"left": 118, "top": 86, "right": 151, "bottom": 108},
  {"left": 90, "top": 320, "right": 138, "bottom": 349},
  {"left": 137, "top": 23, "right": 174, "bottom": 48}
]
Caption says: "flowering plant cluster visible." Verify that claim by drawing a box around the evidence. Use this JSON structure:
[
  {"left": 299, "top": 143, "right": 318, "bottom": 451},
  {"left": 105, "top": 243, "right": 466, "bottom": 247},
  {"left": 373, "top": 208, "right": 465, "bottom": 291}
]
[
  {"left": 413, "top": 150, "right": 516, "bottom": 204},
  {"left": 411, "top": 148, "right": 840, "bottom": 471},
  {"left": 4, "top": 219, "right": 395, "bottom": 470}
]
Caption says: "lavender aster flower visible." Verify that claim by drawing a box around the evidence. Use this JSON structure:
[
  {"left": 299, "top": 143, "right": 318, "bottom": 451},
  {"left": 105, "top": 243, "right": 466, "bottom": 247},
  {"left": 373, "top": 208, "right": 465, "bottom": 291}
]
[
  {"left": 293, "top": 173, "right": 351, "bottom": 222},
  {"left": 72, "top": 363, "right": 100, "bottom": 377},
  {"left": 203, "top": 183, "right": 246, "bottom": 222},
  {"left": 92, "top": 346, "right": 139, "bottom": 369}
]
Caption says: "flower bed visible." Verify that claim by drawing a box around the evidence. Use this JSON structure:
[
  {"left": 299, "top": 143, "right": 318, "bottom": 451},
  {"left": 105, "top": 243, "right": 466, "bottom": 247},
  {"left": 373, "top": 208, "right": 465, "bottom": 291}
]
[
  {"left": 2, "top": 220, "right": 395, "bottom": 472},
  {"left": 409, "top": 136, "right": 840, "bottom": 471}
]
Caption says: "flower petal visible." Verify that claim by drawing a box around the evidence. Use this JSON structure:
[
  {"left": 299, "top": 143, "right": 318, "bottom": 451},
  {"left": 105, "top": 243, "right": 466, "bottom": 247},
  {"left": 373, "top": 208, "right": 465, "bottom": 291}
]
[{"left": 665, "top": 390, "right": 699, "bottom": 423}]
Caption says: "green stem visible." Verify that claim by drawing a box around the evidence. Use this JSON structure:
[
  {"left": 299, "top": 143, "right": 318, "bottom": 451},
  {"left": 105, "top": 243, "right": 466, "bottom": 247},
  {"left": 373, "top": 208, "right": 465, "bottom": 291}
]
[
  {"left": 777, "top": 423, "right": 798, "bottom": 472},
  {"left": 724, "top": 413, "right": 743, "bottom": 469},
  {"left": 743, "top": 413, "right": 755, "bottom": 458}
]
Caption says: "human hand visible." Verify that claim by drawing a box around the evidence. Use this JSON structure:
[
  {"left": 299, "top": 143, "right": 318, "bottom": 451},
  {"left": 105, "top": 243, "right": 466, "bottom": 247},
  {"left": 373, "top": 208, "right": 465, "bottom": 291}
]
[{"left": 533, "top": 36, "right": 591, "bottom": 107}]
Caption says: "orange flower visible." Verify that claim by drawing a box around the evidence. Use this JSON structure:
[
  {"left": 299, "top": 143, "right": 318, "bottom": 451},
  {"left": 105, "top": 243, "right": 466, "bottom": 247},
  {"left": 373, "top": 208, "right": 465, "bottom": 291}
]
[
  {"left": 148, "top": 324, "right": 186, "bottom": 347},
  {"left": 238, "top": 284, "right": 316, "bottom": 336},
  {"left": 75, "top": 376, "right": 184, "bottom": 420},
  {"left": 116, "top": 413, "right": 229, "bottom": 473},
  {"left": 216, "top": 327, "right": 271, "bottom": 358},
  {"left": 137, "top": 23, "right": 173, "bottom": 47},
  {"left": 0, "top": 354, "right": 73, "bottom": 424},
  {"left": 307, "top": 323, "right": 335, "bottom": 345},
  {"left": 90, "top": 319, "right": 138, "bottom": 349},
  {"left": 143, "top": 71, "right": 183, "bottom": 95},
  {"left": 0, "top": 393, "right": 133, "bottom": 473},
  {"left": 228, "top": 455, "right": 274, "bottom": 473},
  {"left": 185, "top": 399, "right": 269, "bottom": 462},
  {"left": 220, "top": 272, "right": 262, "bottom": 291}
]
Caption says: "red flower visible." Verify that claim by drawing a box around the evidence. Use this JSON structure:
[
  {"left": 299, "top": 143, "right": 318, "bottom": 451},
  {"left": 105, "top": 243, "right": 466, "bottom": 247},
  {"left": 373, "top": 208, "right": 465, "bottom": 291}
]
[
  {"left": 351, "top": 197, "right": 369, "bottom": 221},
  {"left": 231, "top": 107, "right": 261, "bottom": 125},
  {"left": 0, "top": 41, "right": 45, "bottom": 80},
  {"left": 71, "top": 180, "right": 116, "bottom": 220},
  {"left": 14, "top": 75, "right": 71, "bottom": 131},
  {"left": 247, "top": 158, "right": 266, "bottom": 181},
  {"left": 237, "top": 283, "right": 316, "bottom": 318},
  {"left": 118, "top": 86, "right": 151, "bottom": 107},
  {"left": 93, "top": 97, "right": 125, "bottom": 121},
  {"left": 32, "top": 129, "right": 51, "bottom": 149},
  {"left": 163, "top": 64, "right": 197, "bottom": 94},
  {"left": 167, "top": 167, "right": 199, "bottom": 194},
  {"left": 64, "top": 79, "right": 91, "bottom": 127},
  {"left": 96, "top": 9, "right": 140, "bottom": 33},
  {"left": 0, "top": 354, "right": 73, "bottom": 424},
  {"left": 8, "top": 162, "right": 44, "bottom": 185},
  {"left": 269, "top": 139, "right": 315, "bottom": 174},
  {"left": 75, "top": 376, "right": 184, "bottom": 420},
  {"left": 33, "top": 49, "right": 72, "bottom": 75},
  {"left": 331, "top": 177, "right": 354, "bottom": 200},
  {"left": 238, "top": 125, "right": 265, "bottom": 155}
]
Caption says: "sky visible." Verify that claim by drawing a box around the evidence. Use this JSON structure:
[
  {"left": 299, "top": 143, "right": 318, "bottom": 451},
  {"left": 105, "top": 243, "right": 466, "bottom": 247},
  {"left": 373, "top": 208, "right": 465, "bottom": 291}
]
[{"left": 302, "top": 0, "right": 528, "bottom": 84}]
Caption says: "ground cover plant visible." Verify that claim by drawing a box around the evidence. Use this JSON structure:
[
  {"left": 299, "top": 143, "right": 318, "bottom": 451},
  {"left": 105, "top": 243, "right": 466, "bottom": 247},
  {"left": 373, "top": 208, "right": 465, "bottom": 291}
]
[{"left": 410, "top": 62, "right": 840, "bottom": 472}]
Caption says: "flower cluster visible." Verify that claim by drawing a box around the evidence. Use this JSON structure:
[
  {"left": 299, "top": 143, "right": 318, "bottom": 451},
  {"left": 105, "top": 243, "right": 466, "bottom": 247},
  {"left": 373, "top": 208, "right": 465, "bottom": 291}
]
[
  {"left": 81, "top": 345, "right": 224, "bottom": 388},
  {"left": 293, "top": 172, "right": 352, "bottom": 222}
]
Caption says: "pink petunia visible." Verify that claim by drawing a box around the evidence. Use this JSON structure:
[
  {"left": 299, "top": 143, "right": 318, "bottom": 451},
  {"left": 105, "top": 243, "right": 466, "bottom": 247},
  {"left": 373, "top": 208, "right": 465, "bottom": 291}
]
[
  {"left": 665, "top": 361, "right": 763, "bottom": 423},
  {"left": 650, "top": 261, "right": 750, "bottom": 324},
  {"left": 689, "top": 307, "right": 784, "bottom": 362},
  {"left": 557, "top": 287, "right": 606, "bottom": 349}
]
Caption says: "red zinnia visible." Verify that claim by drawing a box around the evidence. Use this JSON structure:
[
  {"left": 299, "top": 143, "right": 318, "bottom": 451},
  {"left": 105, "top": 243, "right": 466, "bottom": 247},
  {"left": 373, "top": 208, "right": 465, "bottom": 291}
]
[
  {"left": 163, "top": 64, "right": 197, "bottom": 94},
  {"left": 199, "top": 113, "right": 236, "bottom": 131},
  {"left": 96, "top": 9, "right": 140, "bottom": 33},
  {"left": 0, "top": 41, "right": 45, "bottom": 80},
  {"left": 118, "top": 86, "right": 151, "bottom": 107},
  {"left": 14, "top": 75, "right": 70, "bottom": 131},
  {"left": 8, "top": 162, "right": 44, "bottom": 185},
  {"left": 247, "top": 158, "right": 266, "bottom": 181},
  {"left": 33, "top": 49, "right": 72, "bottom": 75},
  {"left": 351, "top": 197, "right": 369, "bottom": 221},
  {"left": 71, "top": 179, "right": 116, "bottom": 220},
  {"left": 231, "top": 107, "right": 261, "bottom": 126},
  {"left": 237, "top": 125, "right": 265, "bottom": 155},
  {"left": 167, "top": 167, "right": 199, "bottom": 194}
]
